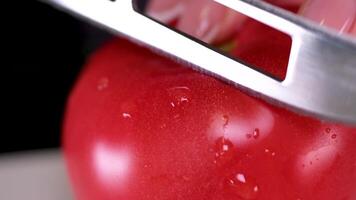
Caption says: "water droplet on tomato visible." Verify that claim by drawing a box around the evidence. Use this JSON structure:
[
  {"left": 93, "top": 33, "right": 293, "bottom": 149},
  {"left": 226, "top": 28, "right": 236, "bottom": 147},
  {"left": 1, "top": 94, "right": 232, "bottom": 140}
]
[
  {"left": 214, "top": 137, "right": 234, "bottom": 157},
  {"left": 325, "top": 128, "right": 331, "bottom": 133},
  {"left": 160, "top": 123, "right": 167, "bottom": 129},
  {"left": 97, "top": 77, "right": 109, "bottom": 91},
  {"left": 236, "top": 173, "right": 247, "bottom": 183},
  {"left": 226, "top": 172, "right": 259, "bottom": 199},
  {"left": 331, "top": 134, "right": 337, "bottom": 139},
  {"left": 122, "top": 113, "right": 132, "bottom": 119},
  {"left": 213, "top": 137, "right": 235, "bottom": 166},
  {"left": 253, "top": 185, "right": 259, "bottom": 193},
  {"left": 144, "top": 163, "right": 152, "bottom": 168},
  {"left": 253, "top": 128, "right": 260, "bottom": 139},
  {"left": 180, "top": 97, "right": 189, "bottom": 103},
  {"left": 222, "top": 144, "right": 229, "bottom": 152},
  {"left": 264, "top": 148, "right": 276, "bottom": 157},
  {"left": 167, "top": 86, "right": 191, "bottom": 108}
]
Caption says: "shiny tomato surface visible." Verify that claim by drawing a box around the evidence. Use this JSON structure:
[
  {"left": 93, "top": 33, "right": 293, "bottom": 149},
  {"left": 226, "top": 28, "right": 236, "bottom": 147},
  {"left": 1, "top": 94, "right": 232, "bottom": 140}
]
[
  {"left": 63, "top": 2, "right": 356, "bottom": 200},
  {"left": 63, "top": 37, "right": 356, "bottom": 199}
]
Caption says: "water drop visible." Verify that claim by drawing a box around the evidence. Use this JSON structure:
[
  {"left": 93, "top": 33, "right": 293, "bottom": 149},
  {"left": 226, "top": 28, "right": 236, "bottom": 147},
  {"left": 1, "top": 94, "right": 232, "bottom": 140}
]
[
  {"left": 213, "top": 137, "right": 234, "bottom": 166},
  {"left": 226, "top": 172, "right": 259, "bottom": 199},
  {"left": 97, "top": 77, "right": 109, "bottom": 91},
  {"left": 180, "top": 97, "right": 189, "bottom": 103},
  {"left": 143, "top": 162, "right": 152, "bottom": 169},
  {"left": 160, "top": 123, "right": 167, "bottom": 129},
  {"left": 264, "top": 148, "right": 276, "bottom": 157},
  {"left": 253, "top": 129, "right": 260, "bottom": 139},
  {"left": 167, "top": 86, "right": 191, "bottom": 108},
  {"left": 331, "top": 134, "right": 337, "bottom": 139},
  {"left": 325, "top": 128, "right": 331, "bottom": 133},
  {"left": 122, "top": 113, "right": 131, "bottom": 119},
  {"left": 222, "top": 144, "right": 229, "bottom": 152},
  {"left": 253, "top": 185, "right": 259, "bottom": 192},
  {"left": 236, "top": 173, "right": 247, "bottom": 183},
  {"left": 214, "top": 137, "right": 234, "bottom": 157}
]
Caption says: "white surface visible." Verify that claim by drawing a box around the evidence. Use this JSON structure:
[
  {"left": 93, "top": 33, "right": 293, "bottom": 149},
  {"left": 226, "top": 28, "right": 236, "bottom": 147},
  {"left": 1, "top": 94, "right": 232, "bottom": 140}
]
[{"left": 0, "top": 150, "right": 74, "bottom": 200}]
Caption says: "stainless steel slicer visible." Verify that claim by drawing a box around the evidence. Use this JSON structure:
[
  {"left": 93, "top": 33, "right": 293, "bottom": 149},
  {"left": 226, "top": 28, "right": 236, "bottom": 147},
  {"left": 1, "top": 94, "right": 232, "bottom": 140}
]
[{"left": 43, "top": 0, "right": 356, "bottom": 125}]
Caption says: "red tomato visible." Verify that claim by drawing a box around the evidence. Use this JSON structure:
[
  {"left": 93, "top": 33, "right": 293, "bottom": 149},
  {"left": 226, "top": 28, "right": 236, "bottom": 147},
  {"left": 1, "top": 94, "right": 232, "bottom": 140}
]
[
  {"left": 63, "top": 41, "right": 356, "bottom": 200},
  {"left": 63, "top": 10, "right": 356, "bottom": 200}
]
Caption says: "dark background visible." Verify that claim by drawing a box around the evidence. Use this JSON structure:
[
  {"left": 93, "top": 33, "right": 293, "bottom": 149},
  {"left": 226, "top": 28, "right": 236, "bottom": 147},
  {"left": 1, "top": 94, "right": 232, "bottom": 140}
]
[{"left": 2, "top": 1, "right": 112, "bottom": 153}]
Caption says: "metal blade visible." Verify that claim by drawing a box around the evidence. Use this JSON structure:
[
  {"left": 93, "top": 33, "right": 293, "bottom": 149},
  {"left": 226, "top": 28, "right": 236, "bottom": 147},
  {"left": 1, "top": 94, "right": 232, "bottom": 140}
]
[{"left": 42, "top": 0, "right": 356, "bottom": 125}]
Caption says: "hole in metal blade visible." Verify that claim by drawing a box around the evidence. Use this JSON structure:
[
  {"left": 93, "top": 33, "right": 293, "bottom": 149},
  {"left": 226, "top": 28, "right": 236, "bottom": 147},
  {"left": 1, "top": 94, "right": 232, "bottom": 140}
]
[{"left": 133, "top": 0, "right": 294, "bottom": 81}]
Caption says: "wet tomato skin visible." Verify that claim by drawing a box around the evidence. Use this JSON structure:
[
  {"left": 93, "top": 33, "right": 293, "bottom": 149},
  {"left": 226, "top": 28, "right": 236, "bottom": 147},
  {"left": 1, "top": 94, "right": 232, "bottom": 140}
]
[{"left": 63, "top": 36, "right": 356, "bottom": 200}]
